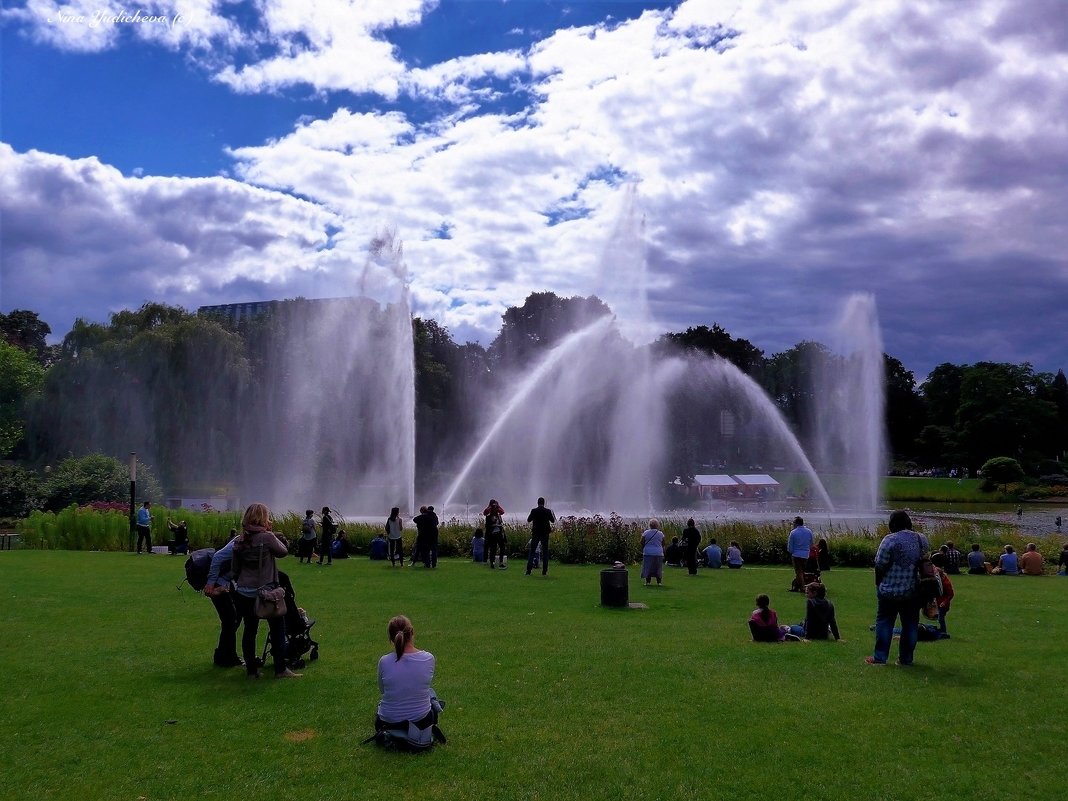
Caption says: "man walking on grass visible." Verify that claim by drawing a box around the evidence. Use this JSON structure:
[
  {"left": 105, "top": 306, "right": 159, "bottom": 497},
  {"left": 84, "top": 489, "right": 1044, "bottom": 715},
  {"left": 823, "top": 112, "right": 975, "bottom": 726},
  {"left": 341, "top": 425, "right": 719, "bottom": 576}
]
[{"left": 526, "top": 497, "right": 556, "bottom": 576}]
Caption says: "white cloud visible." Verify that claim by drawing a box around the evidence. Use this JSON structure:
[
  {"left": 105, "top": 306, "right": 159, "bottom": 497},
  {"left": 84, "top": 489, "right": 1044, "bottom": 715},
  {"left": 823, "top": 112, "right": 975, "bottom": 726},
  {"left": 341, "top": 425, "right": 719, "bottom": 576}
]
[
  {"left": 3, "top": 0, "right": 1067, "bottom": 373},
  {"left": 0, "top": 144, "right": 345, "bottom": 323}
]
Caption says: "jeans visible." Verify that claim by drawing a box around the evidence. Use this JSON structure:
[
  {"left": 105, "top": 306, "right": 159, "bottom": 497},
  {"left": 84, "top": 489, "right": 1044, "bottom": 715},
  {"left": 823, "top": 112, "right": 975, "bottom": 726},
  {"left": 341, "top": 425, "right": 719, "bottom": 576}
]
[
  {"left": 319, "top": 535, "right": 332, "bottom": 564},
  {"left": 937, "top": 604, "right": 950, "bottom": 634},
  {"left": 388, "top": 538, "right": 403, "bottom": 565},
  {"left": 234, "top": 592, "right": 287, "bottom": 675},
  {"left": 136, "top": 525, "right": 152, "bottom": 553},
  {"left": 527, "top": 533, "right": 549, "bottom": 575},
  {"left": 873, "top": 594, "right": 921, "bottom": 664}
]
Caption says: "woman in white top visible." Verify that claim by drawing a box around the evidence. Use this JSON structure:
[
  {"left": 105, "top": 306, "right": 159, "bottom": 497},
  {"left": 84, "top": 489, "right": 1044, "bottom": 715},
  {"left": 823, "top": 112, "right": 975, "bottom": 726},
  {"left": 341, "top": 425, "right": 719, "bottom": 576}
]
[
  {"left": 639, "top": 519, "right": 666, "bottom": 586},
  {"left": 377, "top": 615, "right": 440, "bottom": 727},
  {"left": 385, "top": 507, "right": 404, "bottom": 567}
]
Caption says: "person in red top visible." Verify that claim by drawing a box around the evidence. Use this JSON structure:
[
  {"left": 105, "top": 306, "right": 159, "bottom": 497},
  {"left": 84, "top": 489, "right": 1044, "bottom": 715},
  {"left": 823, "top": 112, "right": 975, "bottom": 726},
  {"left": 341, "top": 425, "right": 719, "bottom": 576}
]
[{"left": 931, "top": 553, "right": 955, "bottom": 637}]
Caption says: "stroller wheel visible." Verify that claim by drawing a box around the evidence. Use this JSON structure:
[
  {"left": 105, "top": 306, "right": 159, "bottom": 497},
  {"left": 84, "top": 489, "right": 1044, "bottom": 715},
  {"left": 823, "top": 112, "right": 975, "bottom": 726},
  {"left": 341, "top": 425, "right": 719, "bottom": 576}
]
[{"left": 310, "top": 646, "right": 319, "bottom": 661}]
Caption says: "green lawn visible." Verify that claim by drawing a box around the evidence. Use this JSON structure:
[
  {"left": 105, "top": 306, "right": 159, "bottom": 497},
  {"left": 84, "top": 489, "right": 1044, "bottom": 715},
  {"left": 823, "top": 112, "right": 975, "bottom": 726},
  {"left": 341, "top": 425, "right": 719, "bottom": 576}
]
[{"left": 2, "top": 552, "right": 1064, "bottom": 800}]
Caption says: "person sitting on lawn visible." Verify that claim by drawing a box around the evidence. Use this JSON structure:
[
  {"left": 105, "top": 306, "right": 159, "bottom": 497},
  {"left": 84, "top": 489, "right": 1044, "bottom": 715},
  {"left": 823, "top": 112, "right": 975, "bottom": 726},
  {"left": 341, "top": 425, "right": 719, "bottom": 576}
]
[
  {"left": 1019, "top": 542, "right": 1044, "bottom": 576},
  {"left": 967, "top": 543, "right": 989, "bottom": 574},
  {"left": 703, "top": 538, "right": 722, "bottom": 568},
  {"left": 994, "top": 545, "right": 1019, "bottom": 575},
  {"left": 789, "top": 581, "right": 841, "bottom": 641},
  {"left": 369, "top": 532, "right": 388, "bottom": 560},
  {"left": 727, "top": 541, "right": 744, "bottom": 569},
  {"left": 749, "top": 594, "right": 788, "bottom": 642},
  {"left": 665, "top": 537, "right": 682, "bottom": 567},
  {"left": 375, "top": 615, "right": 444, "bottom": 747},
  {"left": 471, "top": 528, "right": 485, "bottom": 563},
  {"left": 944, "top": 541, "right": 962, "bottom": 574}
]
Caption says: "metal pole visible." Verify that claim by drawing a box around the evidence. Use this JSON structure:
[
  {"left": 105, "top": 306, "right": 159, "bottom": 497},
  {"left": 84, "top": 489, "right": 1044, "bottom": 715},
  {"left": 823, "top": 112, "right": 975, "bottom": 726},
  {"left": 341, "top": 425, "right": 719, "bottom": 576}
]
[{"left": 129, "top": 452, "right": 137, "bottom": 552}]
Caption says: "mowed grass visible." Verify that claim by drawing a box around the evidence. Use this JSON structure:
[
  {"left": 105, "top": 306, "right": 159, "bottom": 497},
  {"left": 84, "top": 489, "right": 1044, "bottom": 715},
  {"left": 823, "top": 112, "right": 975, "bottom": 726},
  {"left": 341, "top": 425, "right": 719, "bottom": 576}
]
[{"left": 1, "top": 552, "right": 1065, "bottom": 801}]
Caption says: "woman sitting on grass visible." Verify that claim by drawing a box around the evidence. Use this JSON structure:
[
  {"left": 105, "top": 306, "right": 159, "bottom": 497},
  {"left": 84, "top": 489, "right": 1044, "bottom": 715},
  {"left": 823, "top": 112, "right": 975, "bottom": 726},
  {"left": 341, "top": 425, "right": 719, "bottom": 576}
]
[
  {"left": 375, "top": 615, "right": 443, "bottom": 746},
  {"left": 749, "top": 594, "right": 789, "bottom": 642},
  {"left": 727, "top": 541, "right": 744, "bottom": 569}
]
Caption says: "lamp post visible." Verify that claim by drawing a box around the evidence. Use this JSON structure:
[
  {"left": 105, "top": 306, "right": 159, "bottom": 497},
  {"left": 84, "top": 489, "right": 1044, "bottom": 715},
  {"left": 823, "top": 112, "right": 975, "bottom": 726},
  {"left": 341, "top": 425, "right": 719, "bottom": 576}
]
[{"left": 128, "top": 453, "right": 137, "bottom": 552}]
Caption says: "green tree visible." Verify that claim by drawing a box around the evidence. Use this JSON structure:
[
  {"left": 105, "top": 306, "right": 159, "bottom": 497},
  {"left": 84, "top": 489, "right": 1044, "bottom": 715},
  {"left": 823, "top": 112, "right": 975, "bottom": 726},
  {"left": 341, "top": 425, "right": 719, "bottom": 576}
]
[
  {"left": 42, "top": 454, "right": 162, "bottom": 510},
  {"left": 920, "top": 363, "right": 964, "bottom": 429},
  {"left": 0, "top": 340, "right": 46, "bottom": 456},
  {"left": 658, "top": 324, "right": 765, "bottom": 375},
  {"left": 980, "top": 456, "right": 1024, "bottom": 489},
  {"left": 0, "top": 464, "right": 44, "bottom": 517},
  {"left": 884, "top": 354, "right": 926, "bottom": 459},
  {"left": 488, "top": 292, "right": 610, "bottom": 371},
  {"left": 0, "top": 309, "right": 52, "bottom": 364},
  {"left": 956, "top": 363, "right": 1056, "bottom": 471}
]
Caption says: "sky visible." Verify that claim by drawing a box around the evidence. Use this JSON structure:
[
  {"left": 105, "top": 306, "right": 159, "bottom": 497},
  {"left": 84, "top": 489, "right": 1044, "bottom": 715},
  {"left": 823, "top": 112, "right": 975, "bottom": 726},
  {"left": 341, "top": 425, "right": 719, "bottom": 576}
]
[{"left": 1, "top": 0, "right": 1066, "bottom": 380}]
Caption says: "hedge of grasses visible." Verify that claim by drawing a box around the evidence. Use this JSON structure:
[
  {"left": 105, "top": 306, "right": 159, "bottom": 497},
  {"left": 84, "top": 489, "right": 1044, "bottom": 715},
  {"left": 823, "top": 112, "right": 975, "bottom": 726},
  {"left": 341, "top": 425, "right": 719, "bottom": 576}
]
[{"left": 17, "top": 506, "right": 1068, "bottom": 572}]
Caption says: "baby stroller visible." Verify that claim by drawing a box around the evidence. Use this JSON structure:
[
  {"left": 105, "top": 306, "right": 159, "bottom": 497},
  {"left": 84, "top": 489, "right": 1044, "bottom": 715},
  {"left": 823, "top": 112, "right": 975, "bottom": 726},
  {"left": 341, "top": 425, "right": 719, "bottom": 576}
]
[{"left": 260, "top": 571, "right": 319, "bottom": 670}]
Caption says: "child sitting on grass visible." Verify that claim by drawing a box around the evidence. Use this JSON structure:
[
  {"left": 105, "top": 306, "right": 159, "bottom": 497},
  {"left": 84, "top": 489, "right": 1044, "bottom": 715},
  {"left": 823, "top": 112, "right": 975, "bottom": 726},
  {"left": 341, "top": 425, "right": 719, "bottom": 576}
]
[{"left": 749, "top": 594, "right": 792, "bottom": 642}]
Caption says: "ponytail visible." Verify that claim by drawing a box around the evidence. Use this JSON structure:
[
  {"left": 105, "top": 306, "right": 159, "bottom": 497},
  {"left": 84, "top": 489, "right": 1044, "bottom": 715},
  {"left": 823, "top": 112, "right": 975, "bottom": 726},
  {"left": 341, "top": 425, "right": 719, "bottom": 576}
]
[{"left": 387, "top": 615, "right": 414, "bottom": 661}]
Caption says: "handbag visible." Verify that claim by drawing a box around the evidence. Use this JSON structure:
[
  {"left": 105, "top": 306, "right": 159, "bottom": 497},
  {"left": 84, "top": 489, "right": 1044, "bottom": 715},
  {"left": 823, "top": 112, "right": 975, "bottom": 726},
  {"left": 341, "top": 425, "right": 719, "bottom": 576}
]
[
  {"left": 256, "top": 585, "right": 286, "bottom": 618},
  {"left": 252, "top": 540, "right": 286, "bottom": 618}
]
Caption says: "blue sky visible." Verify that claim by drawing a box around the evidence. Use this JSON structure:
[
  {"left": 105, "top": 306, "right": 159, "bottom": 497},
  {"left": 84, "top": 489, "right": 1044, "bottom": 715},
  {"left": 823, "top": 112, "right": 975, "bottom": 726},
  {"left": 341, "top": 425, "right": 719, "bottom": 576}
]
[{"left": 1, "top": 0, "right": 1067, "bottom": 379}]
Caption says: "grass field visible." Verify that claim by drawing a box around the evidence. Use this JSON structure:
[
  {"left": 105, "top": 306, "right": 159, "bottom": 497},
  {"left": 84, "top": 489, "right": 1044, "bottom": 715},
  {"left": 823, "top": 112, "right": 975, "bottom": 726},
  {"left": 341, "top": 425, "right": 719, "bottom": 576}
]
[{"left": 2, "top": 552, "right": 1065, "bottom": 801}]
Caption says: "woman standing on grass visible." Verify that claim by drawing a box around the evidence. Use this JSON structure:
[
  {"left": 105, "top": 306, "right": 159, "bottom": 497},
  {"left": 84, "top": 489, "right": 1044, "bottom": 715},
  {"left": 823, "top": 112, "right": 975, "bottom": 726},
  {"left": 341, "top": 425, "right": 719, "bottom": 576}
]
[
  {"left": 386, "top": 507, "right": 404, "bottom": 567},
  {"left": 231, "top": 503, "right": 300, "bottom": 679},
  {"left": 640, "top": 519, "right": 666, "bottom": 586},
  {"left": 376, "top": 615, "right": 443, "bottom": 744}
]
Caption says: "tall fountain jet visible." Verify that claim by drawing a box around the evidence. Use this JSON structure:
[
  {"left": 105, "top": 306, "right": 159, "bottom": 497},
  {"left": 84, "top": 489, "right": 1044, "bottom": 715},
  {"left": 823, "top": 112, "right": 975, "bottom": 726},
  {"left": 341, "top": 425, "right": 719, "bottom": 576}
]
[
  {"left": 241, "top": 231, "right": 416, "bottom": 515},
  {"left": 442, "top": 189, "right": 885, "bottom": 515}
]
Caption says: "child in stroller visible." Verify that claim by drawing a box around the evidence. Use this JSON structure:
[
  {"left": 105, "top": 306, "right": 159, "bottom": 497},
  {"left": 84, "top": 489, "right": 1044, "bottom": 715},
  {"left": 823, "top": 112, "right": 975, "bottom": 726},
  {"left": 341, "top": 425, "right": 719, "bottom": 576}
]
[{"left": 260, "top": 571, "right": 320, "bottom": 670}]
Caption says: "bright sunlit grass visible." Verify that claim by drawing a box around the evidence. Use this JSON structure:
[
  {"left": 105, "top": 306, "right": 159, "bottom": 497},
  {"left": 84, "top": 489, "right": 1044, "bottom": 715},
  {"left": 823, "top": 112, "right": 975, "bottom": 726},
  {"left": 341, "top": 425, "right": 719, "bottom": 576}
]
[{"left": 1, "top": 552, "right": 1064, "bottom": 800}]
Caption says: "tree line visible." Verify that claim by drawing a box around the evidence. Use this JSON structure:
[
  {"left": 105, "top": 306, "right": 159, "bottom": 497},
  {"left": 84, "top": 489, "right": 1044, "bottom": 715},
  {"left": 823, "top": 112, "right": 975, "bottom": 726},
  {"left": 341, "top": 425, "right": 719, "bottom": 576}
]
[{"left": 1, "top": 295, "right": 1065, "bottom": 515}]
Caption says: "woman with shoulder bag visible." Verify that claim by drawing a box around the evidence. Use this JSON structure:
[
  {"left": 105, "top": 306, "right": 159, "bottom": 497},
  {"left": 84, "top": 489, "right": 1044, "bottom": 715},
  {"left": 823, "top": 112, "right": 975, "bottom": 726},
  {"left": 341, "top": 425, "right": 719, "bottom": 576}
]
[{"left": 232, "top": 502, "right": 300, "bottom": 679}]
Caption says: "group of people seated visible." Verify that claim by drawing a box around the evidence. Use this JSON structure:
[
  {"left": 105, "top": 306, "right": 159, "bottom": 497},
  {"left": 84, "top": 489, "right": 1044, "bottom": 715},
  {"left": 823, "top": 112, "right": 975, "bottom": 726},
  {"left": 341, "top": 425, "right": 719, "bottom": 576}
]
[
  {"left": 699, "top": 538, "right": 745, "bottom": 569},
  {"left": 967, "top": 542, "right": 1049, "bottom": 575},
  {"left": 748, "top": 581, "right": 841, "bottom": 642}
]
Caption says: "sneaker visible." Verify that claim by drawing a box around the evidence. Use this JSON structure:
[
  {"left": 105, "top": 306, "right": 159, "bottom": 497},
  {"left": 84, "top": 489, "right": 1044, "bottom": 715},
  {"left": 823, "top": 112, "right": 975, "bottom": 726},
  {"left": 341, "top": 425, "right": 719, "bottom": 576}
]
[
  {"left": 864, "top": 656, "right": 886, "bottom": 665},
  {"left": 247, "top": 670, "right": 263, "bottom": 679},
  {"left": 275, "top": 669, "right": 302, "bottom": 679}
]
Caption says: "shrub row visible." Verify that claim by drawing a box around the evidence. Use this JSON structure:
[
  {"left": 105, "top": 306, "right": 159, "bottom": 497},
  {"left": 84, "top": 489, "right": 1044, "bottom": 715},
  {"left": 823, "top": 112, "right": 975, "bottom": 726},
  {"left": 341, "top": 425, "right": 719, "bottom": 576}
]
[{"left": 17, "top": 508, "right": 1066, "bottom": 572}]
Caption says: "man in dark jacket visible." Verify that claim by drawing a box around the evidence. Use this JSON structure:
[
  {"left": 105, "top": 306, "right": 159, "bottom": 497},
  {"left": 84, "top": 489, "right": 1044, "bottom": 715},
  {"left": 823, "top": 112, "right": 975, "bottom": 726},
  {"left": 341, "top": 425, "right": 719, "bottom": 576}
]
[
  {"left": 413, "top": 505, "right": 440, "bottom": 568},
  {"left": 319, "top": 507, "right": 336, "bottom": 566},
  {"left": 526, "top": 497, "right": 556, "bottom": 576}
]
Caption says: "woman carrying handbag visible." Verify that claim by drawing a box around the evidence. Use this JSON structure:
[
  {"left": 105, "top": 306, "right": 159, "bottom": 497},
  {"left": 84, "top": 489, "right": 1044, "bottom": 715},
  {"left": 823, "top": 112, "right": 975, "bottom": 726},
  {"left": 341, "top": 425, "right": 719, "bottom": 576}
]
[{"left": 231, "top": 503, "right": 301, "bottom": 679}]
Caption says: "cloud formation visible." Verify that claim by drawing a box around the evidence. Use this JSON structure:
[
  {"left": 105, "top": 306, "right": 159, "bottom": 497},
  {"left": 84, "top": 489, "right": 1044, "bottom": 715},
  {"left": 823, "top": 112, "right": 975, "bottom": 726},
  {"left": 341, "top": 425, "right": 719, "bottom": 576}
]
[{"left": 2, "top": 0, "right": 1067, "bottom": 377}]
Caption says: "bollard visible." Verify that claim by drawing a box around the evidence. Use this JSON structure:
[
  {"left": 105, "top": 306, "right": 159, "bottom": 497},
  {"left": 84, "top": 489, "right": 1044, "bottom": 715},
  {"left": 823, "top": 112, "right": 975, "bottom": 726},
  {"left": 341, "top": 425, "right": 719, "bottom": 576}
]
[{"left": 600, "top": 568, "right": 629, "bottom": 607}]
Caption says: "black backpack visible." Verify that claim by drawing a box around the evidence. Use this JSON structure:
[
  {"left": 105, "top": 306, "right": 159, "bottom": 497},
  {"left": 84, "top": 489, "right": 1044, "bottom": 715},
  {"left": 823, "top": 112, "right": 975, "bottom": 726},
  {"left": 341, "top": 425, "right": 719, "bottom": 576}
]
[{"left": 184, "top": 548, "right": 217, "bottom": 591}]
